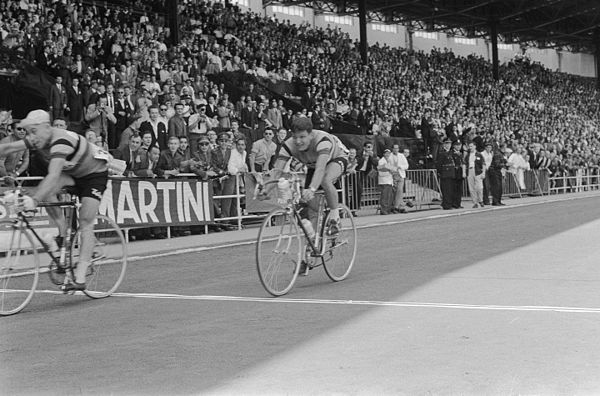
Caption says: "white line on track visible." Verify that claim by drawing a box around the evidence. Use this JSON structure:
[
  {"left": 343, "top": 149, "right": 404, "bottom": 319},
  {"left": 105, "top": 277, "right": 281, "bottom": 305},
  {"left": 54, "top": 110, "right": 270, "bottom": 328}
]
[
  {"left": 32, "top": 289, "right": 600, "bottom": 314},
  {"left": 126, "top": 192, "right": 600, "bottom": 263}
]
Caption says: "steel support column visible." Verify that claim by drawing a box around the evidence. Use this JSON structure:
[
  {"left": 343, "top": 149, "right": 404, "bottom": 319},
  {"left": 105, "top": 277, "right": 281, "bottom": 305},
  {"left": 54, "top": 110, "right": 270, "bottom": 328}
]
[
  {"left": 595, "top": 28, "right": 600, "bottom": 88},
  {"left": 490, "top": 20, "right": 499, "bottom": 81},
  {"left": 169, "top": 0, "right": 179, "bottom": 46},
  {"left": 358, "top": 0, "right": 368, "bottom": 64}
]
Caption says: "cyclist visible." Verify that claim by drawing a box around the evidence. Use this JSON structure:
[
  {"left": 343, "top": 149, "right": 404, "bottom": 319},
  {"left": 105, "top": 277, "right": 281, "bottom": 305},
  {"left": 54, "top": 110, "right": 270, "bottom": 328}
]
[
  {"left": 269, "top": 117, "right": 349, "bottom": 235},
  {"left": 13, "top": 110, "right": 110, "bottom": 292}
]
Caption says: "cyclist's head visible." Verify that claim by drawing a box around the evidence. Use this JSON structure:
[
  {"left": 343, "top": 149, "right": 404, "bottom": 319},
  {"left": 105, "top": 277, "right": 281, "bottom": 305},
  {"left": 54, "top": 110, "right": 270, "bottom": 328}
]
[
  {"left": 291, "top": 117, "right": 313, "bottom": 151},
  {"left": 18, "top": 110, "right": 52, "bottom": 146}
]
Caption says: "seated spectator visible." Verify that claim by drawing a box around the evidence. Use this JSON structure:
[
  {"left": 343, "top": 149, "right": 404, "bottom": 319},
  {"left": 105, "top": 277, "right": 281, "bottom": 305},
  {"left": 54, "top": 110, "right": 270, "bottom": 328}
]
[
  {"left": 133, "top": 146, "right": 160, "bottom": 178},
  {"left": 0, "top": 122, "right": 29, "bottom": 179},
  {"left": 249, "top": 128, "right": 277, "bottom": 174},
  {"left": 114, "top": 133, "right": 142, "bottom": 175},
  {"left": 156, "top": 136, "right": 183, "bottom": 178}
]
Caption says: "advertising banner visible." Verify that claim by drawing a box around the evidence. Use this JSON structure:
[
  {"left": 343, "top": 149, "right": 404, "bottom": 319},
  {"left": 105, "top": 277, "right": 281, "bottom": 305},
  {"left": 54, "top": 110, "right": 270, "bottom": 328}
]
[{"left": 99, "top": 178, "right": 214, "bottom": 227}]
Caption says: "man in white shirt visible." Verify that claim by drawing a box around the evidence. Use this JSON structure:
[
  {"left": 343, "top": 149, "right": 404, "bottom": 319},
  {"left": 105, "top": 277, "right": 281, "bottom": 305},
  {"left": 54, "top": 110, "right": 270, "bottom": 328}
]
[
  {"left": 389, "top": 143, "right": 410, "bottom": 213},
  {"left": 481, "top": 141, "right": 494, "bottom": 205}
]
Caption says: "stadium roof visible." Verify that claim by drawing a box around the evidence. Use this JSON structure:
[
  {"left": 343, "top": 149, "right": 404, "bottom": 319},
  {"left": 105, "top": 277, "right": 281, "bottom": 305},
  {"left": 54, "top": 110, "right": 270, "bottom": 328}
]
[{"left": 275, "top": 0, "right": 600, "bottom": 54}]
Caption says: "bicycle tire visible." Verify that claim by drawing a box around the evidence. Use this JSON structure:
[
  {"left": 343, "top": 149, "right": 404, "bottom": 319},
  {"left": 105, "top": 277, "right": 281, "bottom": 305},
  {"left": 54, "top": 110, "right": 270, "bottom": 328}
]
[
  {"left": 70, "top": 215, "right": 127, "bottom": 299},
  {"left": 256, "top": 208, "right": 303, "bottom": 296},
  {"left": 322, "top": 204, "right": 357, "bottom": 282},
  {"left": 0, "top": 221, "right": 40, "bottom": 316}
]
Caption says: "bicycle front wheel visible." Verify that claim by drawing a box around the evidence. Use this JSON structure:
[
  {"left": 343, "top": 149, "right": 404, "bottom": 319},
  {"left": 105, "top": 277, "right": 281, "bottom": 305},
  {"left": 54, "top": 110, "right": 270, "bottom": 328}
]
[
  {"left": 323, "top": 204, "right": 357, "bottom": 281},
  {"left": 0, "top": 221, "right": 40, "bottom": 316},
  {"left": 72, "top": 215, "right": 127, "bottom": 299},
  {"left": 256, "top": 208, "right": 303, "bottom": 296}
]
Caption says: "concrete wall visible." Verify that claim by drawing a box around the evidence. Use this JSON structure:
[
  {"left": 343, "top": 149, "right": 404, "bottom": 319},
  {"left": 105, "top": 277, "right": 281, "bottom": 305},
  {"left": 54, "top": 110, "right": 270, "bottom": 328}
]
[{"left": 241, "top": 1, "right": 597, "bottom": 78}]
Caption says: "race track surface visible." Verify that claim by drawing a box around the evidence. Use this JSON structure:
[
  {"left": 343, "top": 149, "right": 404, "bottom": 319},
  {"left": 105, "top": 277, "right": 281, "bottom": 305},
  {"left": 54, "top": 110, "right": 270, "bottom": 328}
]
[{"left": 2, "top": 196, "right": 600, "bottom": 395}]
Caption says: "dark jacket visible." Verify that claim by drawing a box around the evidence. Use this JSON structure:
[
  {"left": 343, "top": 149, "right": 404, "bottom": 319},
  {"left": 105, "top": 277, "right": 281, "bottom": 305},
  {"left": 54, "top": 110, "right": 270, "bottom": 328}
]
[
  {"left": 436, "top": 149, "right": 455, "bottom": 179},
  {"left": 140, "top": 120, "right": 168, "bottom": 151}
]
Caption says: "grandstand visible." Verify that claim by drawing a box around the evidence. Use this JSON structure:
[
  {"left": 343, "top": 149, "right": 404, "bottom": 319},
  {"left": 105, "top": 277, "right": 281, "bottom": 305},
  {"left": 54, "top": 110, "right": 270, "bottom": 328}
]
[{"left": 0, "top": 0, "right": 599, "bottom": 227}]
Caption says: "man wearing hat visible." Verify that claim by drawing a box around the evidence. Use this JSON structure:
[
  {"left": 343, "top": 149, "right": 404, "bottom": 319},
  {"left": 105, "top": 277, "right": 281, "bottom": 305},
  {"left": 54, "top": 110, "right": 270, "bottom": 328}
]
[
  {"left": 451, "top": 139, "right": 465, "bottom": 209},
  {"left": 13, "top": 110, "right": 110, "bottom": 292},
  {"left": 435, "top": 138, "right": 456, "bottom": 210}
]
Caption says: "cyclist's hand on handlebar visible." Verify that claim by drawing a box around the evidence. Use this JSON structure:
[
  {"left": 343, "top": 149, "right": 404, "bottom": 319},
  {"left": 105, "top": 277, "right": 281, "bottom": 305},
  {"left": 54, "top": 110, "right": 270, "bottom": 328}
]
[
  {"left": 17, "top": 195, "right": 37, "bottom": 211},
  {"left": 302, "top": 188, "right": 315, "bottom": 202}
]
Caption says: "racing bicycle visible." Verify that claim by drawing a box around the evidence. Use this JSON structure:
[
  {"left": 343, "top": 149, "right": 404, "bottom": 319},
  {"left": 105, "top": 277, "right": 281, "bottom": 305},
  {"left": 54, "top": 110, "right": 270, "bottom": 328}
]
[
  {"left": 255, "top": 173, "right": 357, "bottom": 296},
  {"left": 0, "top": 178, "right": 127, "bottom": 315}
]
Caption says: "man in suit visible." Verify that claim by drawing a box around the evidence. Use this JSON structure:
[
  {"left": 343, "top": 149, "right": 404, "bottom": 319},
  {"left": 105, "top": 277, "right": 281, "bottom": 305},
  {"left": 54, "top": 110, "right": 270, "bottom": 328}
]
[
  {"left": 105, "top": 66, "right": 122, "bottom": 87},
  {"left": 168, "top": 103, "right": 188, "bottom": 138},
  {"left": 140, "top": 106, "right": 168, "bottom": 150},
  {"left": 49, "top": 76, "right": 67, "bottom": 121},
  {"left": 114, "top": 133, "right": 142, "bottom": 173},
  {"left": 114, "top": 87, "right": 135, "bottom": 143},
  {"left": 436, "top": 138, "right": 455, "bottom": 210},
  {"left": 66, "top": 77, "right": 84, "bottom": 123},
  {"left": 205, "top": 95, "right": 218, "bottom": 119},
  {"left": 133, "top": 145, "right": 160, "bottom": 177},
  {"left": 355, "top": 141, "right": 379, "bottom": 211},
  {"left": 105, "top": 83, "right": 118, "bottom": 148},
  {"left": 85, "top": 95, "right": 116, "bottom": 142},
  {"left": 465, "top": 141, "right": 486, "bottom": 208}
]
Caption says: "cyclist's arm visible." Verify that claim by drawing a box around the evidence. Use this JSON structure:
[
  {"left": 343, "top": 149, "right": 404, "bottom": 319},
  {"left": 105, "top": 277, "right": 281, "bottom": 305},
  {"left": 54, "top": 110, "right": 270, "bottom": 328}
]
[
  {"left": 308, "top": 152, "right": 329, "bottom": 191},
  {"left": 32, "top": 157, "right": 66, "bottom": 203},
  {"left": 0, "top": 139, "right": 26, "bottom": 157}
]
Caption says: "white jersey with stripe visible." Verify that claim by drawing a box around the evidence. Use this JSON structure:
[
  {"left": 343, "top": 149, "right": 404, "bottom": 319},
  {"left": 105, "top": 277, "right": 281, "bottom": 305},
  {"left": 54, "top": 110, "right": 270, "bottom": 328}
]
[
  {"left": 278, "top": 129, "right": 349, "bottom": 169},
  {"left": 49, "top": 128, "right": 108, "bottom": 178}
]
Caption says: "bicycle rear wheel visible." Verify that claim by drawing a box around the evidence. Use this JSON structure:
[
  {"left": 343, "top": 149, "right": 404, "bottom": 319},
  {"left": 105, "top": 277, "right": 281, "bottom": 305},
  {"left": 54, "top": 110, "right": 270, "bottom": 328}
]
[
  {"left": 0, "top": 221, "right": 39, "bottom": 316},
  {"left": 256, "top": 208, "right": 303, "bottom": 296},
  {"left": 71, "top": 215, "right": 127, "bottom": 298},
  {"left": 323, "top": 204, "right": 357, "bottom": 281}
]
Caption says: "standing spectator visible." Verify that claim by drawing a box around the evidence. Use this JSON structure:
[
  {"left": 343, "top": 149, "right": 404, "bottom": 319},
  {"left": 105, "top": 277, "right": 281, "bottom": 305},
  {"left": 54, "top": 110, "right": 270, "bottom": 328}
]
[
  {"left": 226, "top": 136, "right": 248, "bottom": 218},
  {"left": 507, "top": 147, "right": 530, "bottom": 191},
  {"left": 114, "top": 87, "right": 135, "bottom": 141},
  {"left": 356, "top": 141, "right": 378, "bottom": 210},
  {"left": 216, "top": 98, "right": 232, "bottom": 130},
  {"left": 390, "top": 143, "right": 409, "bottom": 214},
  {"left": 168, "top": 103, "right": 188, "bottom": 138},
  {"left": 66, "top": 77, "right": 84, "bottom": 123},
  {"left": 436, "top": 138, "right": 455, "bottom": 210},
  {"left": 346, "top": 147, "right": 360, "bottom": 215},
  {"left": 85, "top": 95, "right": 116, "bottom": 142},
  {"left": 489, "top": 144, "right": 507, "bottom": 206},
  {"left": 377, "top": 149, "right": 394, "bottom": 215},
  {"left": 451, "top": 140, "right": 465, "bottom": 209},
  {"left": 465, "top": 141, "right": 485, "bottom": 208},
  {"left": 140, "top": 106, "right": 168, "bottom": 150},
  {"left": 266, "top": 99, "right": 282, "bottom": 130},
  {"left": 481, "top": 142, "right": 494, "bottom": 206},
  {"left": 49, "top": 75, "right": 67, "bottom": 121},
  {"left": 249, "top": 129, "right": 277, "bottom": 173}
]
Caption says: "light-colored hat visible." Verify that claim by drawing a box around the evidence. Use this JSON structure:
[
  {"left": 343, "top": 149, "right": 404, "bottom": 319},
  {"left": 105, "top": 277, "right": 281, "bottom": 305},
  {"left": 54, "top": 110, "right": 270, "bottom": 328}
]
[{"left": 18, "top": 110, "right": 50, "bottom": 128}]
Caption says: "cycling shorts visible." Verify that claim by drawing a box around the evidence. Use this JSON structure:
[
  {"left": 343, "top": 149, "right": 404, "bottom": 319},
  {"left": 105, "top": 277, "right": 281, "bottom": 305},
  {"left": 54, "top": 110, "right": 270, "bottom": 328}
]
[
  {"left": 69, "top": 171, "right": 108, "bottom": 201},
  {"left": 304, "top": 157, "right": 348, "bottom": 189}
]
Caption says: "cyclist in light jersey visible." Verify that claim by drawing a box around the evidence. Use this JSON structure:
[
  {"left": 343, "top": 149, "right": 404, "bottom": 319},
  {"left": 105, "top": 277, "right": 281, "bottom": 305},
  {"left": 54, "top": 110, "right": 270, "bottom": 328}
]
[
  {"left": 14, "top": 110, "right": 109, "bottom": 292},
  {"left": 272, "top": 117, "right": 349, "bottom": 234}
]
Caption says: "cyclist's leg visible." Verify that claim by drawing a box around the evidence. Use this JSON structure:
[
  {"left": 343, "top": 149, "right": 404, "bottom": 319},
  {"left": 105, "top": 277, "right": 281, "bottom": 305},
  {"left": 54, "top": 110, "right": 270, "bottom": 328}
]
[
  {"left": 44, "top": 174, "right": 76, "bottom": 240},
  {"left": 320, "top": 160, "right": 344, "bottom": 221},
  {"left": 73, "top": 196, "right": 101, "bottom": 284}
]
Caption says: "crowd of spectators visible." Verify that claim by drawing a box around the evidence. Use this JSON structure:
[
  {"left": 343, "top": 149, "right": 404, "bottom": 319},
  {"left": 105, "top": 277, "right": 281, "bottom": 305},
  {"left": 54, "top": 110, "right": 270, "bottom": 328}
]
[{"left": 1, "top": 0, "right": 599, "bottom": 229}]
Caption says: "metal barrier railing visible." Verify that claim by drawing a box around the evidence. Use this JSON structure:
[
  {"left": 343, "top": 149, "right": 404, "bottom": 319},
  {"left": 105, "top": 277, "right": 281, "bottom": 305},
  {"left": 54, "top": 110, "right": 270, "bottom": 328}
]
[
  {"left": 549, "top": 169, "right": 600, "bottom": 194},
  {"left": 462, "top": 169, "right": 550, "bottom": 201},
  {"left": 343, "top": 169, "right": 442, "bottom": 212}
]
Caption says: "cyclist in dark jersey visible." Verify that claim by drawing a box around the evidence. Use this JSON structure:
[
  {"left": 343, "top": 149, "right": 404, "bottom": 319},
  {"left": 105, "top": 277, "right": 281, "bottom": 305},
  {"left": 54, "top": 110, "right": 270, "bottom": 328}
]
[
  {"left": 16, "top": 110, "right": 109, "bottom": 292},
  {"left": 272, "top": 117, "right": 349, "bottom": 234}
]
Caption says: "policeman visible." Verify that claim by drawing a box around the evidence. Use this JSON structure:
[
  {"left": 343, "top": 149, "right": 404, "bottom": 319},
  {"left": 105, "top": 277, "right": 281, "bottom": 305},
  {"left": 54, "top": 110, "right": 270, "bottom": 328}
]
[
  {"left": 436, "top": 138, "right": 455, "bottom": 210},
  {"left": 451, "top": 140, "right": 465, "bottom": 209}
]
